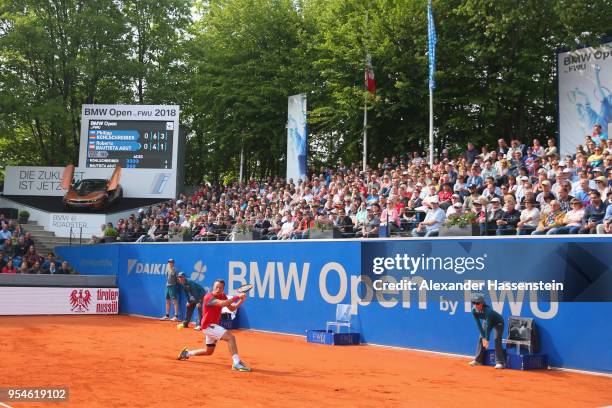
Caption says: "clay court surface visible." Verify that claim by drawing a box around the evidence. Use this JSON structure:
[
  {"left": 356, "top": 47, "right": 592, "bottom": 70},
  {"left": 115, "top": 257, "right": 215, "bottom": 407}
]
[{"left": 0, "top": 316, "right": 610, "bottom": 408}]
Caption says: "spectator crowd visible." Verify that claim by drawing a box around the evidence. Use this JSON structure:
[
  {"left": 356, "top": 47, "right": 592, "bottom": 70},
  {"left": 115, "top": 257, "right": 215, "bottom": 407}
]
[
  {"left": 93, "top": 125, "right": 611, "bottom": 242},
  {"left": 0, "top": 218, "right": 75, "bottom": 274}
]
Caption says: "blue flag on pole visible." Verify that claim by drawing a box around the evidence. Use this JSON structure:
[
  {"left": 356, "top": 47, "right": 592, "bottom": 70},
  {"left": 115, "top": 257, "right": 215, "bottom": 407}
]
[{"left": 427, "top": 0, "right": 436, "bottom": 90}]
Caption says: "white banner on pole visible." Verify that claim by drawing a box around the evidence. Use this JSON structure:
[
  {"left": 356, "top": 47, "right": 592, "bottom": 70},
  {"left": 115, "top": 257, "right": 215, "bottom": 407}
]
[
  {"left": 286, "top": 94, "right": 308, "bottom": 183},
  {"left": 558, "top": 42, "right": 612, "bottom": 157}
]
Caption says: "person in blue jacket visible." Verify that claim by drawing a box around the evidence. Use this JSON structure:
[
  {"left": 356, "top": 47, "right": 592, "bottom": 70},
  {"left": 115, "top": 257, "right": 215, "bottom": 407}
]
[
  {"left": 177, "top": 272, "right": 207, "bottom": 330},
  {"left": 469, "top": 293, "right": 505, "bottom": 369}
]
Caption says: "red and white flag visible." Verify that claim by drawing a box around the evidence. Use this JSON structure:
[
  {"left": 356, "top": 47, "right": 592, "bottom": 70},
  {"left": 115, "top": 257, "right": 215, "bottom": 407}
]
[{"left": 365, "top": 53, "right": 376, "bottom": 95}]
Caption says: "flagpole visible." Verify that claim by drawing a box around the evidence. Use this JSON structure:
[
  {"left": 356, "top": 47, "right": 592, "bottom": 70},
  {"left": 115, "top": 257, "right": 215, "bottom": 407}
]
[
  {"left": 363, "top": 11, "right": 369, "bottom": 174},
  {"left": 429, "top": 87, "right": 433, "bottom": 166},
  {"left": 239, "top": 143, "right": 244, "bottom": 184},
  {"left": 363, "top": 97, "right": 367, "bottom": 173},
  {"left": 427, "top": 0, "right": 436, "bottom": 167}
]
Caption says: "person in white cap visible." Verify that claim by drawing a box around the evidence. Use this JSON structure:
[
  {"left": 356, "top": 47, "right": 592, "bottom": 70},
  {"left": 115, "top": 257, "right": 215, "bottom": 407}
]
[
  {"left": 447, "top": 201, "right": 464, "bottom": 217},
  {"left": 482, "top": 197, "right": 503, "bottom": 235},
  {"left": 515, "top": 177, "right": 531, "bottom": 204},
  {"left": 535, "top": 180, "right": 554, "bottom": 206},
  {"left": 595, "top": 175, "right": 609, "bottom": 198},
  {"left": 411, "top": 196, "right": 446, "bottom": 237},
  {"left": 552, "top": 168, "right": 574, "bottom": 197},
  {"left": 446, "top": 195, "right": 463, "bottom": 217}
]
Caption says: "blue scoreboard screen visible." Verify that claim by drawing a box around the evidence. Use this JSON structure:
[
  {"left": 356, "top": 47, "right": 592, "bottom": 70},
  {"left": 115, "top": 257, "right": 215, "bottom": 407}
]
[{"left": 86, "top": 120, "right": 173, "bottom": 169}]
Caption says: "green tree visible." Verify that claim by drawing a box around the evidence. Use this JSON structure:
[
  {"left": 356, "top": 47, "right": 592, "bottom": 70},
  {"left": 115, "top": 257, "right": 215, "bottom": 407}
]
[
  {"left": 185, "top": 0, "right": 308, "bottom": 184},
  {"left": 0, "top": 0, "right": 131, "bottom": 165},
  {"left": 121, "top": 0, "right": 192, "bottom": 103},
  {"left": 0, "top": 0, "right": 190, "bottom": 167}
]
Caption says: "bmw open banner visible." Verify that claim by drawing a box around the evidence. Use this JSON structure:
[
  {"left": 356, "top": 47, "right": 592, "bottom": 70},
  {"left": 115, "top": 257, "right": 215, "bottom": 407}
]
[
  {"left": 286, "top": 94, "right": 308, "bottom": 184},
  {"left": 558, "top": 42, "right": 612, "bottom": 156}
]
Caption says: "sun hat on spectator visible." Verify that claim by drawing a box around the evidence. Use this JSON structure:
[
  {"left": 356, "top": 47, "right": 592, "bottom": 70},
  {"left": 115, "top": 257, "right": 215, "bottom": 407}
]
[
  {"left": 558, "top": 160, "right": 566, "bottom": 167},
  {"left": 541, "top": 180, "right": 551, "bottom": 186},
  {"left": 520, "top": 176, "right": 529, "bottom": 181},
  {"left": 428, "top": 196, "right": 439, "bottom": 204},
  {"left": 595, "top": 176, "right": 606, "bottom": 182},
  {"left": 453, "top": 202, "right": 462, "bottom": 208},
  {"left": 592, "top": 167, "right": 603, "bottom": 173},
  {"left": 562, "top": 168, "right": 573, "bottom": 174},
  {"left": 490, "top": 197, "right": 501, "bottom": 203}
]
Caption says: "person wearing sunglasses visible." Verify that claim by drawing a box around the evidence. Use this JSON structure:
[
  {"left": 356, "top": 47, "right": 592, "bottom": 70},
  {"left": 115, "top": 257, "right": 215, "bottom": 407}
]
[{"left": 469, "top": 293, "right": 505, "bottom": 369}]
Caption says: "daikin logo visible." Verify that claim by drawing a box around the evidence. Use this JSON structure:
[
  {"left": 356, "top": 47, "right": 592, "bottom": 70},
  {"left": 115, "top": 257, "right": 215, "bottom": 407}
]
[
  {"left": 126, "top": 259, "right": 207, "bottom": 279},
  {"left": 126, "top": 259, "right": 168, "bottom": 275},
  {"left": 191, "top": 261, "right": 207, "bottom": 282}
]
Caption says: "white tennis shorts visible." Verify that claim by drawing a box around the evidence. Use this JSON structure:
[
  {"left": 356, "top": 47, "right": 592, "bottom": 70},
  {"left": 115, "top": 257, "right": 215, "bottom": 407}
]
[{"left": 203, "top": 323, "right": 227, "bottom": 345}]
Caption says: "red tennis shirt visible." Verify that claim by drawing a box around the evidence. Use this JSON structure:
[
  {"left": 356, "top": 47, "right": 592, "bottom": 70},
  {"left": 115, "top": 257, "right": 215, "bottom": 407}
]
[{"left": 200, "top": 292, "right": 227, "bottom": 329}]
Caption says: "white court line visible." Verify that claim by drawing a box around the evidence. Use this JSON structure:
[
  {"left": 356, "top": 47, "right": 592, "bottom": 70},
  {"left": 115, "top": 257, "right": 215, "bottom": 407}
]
[{"left": 0, "top": 402, "right": 14, "bottom": 408}]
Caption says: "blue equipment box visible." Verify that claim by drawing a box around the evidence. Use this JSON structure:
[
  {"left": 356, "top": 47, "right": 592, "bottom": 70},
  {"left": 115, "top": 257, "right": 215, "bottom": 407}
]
[
  {"left": 484, "top": 349, "right": 548, "bottom": 370},
  {"left": 306, "top": 330, "right": 360, "bottom": 346}
]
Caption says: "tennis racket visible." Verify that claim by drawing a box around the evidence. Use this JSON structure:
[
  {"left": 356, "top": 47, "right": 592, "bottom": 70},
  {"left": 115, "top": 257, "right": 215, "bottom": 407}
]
[
  {"left": 236, "top": 284, "right": 253, "bottom": 293},
  {"left": 230, "top": 284, "right": 254, "bottom": 302}
]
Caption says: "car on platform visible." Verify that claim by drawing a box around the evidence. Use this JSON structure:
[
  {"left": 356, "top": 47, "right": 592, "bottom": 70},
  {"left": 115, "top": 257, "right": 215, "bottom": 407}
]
[{"left": 61, "top": 165, "right": 123, "bottom": 210}]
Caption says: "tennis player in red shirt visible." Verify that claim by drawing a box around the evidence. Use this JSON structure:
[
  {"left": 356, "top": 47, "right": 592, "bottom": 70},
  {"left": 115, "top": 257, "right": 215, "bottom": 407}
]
[{"left": 177, "top": 279, "right": 250, "bottom": 372}]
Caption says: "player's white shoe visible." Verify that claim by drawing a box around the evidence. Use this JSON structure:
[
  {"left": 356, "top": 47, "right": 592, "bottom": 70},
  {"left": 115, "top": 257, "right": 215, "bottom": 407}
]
[
  {"left": 494, "top": 363, "right": 504, "bottom": 369},
  {"left": 232, "top": 361, "right": 251, "bottom": 372},
  {"left": 194, "top": 325, "right": 201, "bottom": 330},
  {"left": 468, "top": 360, "right": 482, "bottom": 366},
  {"left": 171, "top": 316, "right": 179, "bottom": 321},
  {"left": 160, "top": 315, "right": 169, "bottom": 321}
]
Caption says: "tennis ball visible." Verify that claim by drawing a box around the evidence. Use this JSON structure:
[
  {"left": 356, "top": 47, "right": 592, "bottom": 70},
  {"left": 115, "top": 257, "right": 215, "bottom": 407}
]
[{"left": 177, "top": 323, "right": 185, "bottom": 330}]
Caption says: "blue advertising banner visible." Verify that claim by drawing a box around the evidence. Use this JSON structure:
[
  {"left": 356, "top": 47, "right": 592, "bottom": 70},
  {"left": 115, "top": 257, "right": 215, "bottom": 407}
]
[{"left": 56, "top": 238, "right": 612, "bottom": 373}]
